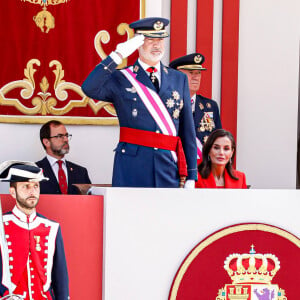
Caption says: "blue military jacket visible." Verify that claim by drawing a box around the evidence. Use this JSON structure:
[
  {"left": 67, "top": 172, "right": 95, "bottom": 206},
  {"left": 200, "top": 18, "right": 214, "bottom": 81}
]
[
  {"left": 194, "top": 94, "right": 222, "bottom": 145},
  {"left": 82, "top": 56, "right": 197, "bottom": 187}
]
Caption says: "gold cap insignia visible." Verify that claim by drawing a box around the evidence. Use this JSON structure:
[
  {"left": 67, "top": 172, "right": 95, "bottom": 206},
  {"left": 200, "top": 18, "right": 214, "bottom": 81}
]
[
  {"left": 154, "top": 21, "right": 164, "bottom": 31},
  {"left": 194, "top": 55, "right": 202, "bottom": 64}
]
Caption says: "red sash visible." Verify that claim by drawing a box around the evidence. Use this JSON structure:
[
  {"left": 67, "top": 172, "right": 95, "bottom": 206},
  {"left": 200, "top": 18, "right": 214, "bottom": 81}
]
[{"left": 119, "top": 127, "right": 188, "bottom": 177}]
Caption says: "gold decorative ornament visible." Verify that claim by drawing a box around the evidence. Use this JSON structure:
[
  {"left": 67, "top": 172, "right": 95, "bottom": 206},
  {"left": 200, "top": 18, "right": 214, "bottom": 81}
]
[
  {"left": 21, "top": 0, "right": 70, "bottom": 33},
  {"left": 216, "top": 245, "right": 287, "bottom": 300},
  {"left": 0, "top": 59, "right": 116, "bottom": 118},
  {"left": 1, "top": 1, "right": 146, "bottom": 124},
  {"left": 94, "top": 23, "right": 134, "bottom": 69}
]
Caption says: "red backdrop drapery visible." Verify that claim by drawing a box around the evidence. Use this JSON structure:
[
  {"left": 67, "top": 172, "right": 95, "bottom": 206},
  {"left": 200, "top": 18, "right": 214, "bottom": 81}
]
[{"left": 0, "top": 0, "right": 141, "bottom": 124}]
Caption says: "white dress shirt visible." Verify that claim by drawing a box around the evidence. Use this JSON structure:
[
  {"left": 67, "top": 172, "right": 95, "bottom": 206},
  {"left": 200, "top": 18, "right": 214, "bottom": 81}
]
[
  {"left": 46, "top": 155, "right": 68, "bottom": 183},
  {"left": 138, "top": 59, "right": 161, "bottom": 88}
]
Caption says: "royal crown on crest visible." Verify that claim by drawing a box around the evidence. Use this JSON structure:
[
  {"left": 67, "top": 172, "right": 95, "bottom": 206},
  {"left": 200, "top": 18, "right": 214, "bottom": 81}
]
[{"left": 224, "top": 245, "right": 280, "bottom": 284}]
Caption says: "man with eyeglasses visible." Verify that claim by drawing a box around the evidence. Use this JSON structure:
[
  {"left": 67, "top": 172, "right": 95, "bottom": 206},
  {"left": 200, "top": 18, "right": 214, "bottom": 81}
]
[{"left": 36, "top": 120, "right": 91, "bottom": 194}]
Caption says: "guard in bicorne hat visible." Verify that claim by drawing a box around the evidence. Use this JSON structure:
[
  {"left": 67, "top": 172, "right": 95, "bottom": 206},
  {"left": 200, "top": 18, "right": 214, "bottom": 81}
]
[{"left": 0, "top": 160, "right": 69, "bottom": 300}]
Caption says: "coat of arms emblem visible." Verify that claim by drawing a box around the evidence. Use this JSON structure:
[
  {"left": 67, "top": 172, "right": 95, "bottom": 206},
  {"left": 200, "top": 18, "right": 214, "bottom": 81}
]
[
  {"left": 216, "top": 245, "right": 287, "bottom": 300},
  {"left": 21, "top": 0, "right": 70, "bottom": 33}
]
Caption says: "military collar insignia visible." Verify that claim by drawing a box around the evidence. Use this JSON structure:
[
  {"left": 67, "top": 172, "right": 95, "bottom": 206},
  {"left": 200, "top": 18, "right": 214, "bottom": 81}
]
[
  {"left": 163, "top": 66, "right": 168, "bottom": 74},
  {"left": 133, "top": 65, "right": 139, "bottom": 73}
]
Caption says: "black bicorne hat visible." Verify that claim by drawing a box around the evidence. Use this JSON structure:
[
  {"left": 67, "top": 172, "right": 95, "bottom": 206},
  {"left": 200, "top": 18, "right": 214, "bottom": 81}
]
[{"left": 0, "top": 160, "right": 48, "bottom": 182}]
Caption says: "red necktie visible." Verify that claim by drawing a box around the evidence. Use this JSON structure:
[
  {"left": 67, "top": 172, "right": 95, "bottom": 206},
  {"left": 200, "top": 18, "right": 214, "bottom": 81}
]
[
  {"left": 146, "top": 67, "right": 159, "bottom": 92},
  {"left": 57, "top": 160, "right": 68, "bottom": 194}
]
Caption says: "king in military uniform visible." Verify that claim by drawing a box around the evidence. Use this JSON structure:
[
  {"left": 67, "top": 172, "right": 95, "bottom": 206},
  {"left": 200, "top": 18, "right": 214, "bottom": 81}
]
[
  {"left": 82, "top": 17, "right": 197, "bottom": 188},
  {"left": 169, "top": 53, "right": 222, "bottom": 160}
]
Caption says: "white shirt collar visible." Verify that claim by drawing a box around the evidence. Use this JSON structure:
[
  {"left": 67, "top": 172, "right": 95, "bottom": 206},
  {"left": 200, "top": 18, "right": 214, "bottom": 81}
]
[
  {"left": 191, "top": 93, "right": 196, "bottom": 112},
  {"left": 46, "top": 154, "right": 66, "bottom": 167},
  {"left": 13, "top": 205, "right": 36, "bottom": 223},
  {"left": 138, "top": 59, "right": 161, "bottom": 74}
]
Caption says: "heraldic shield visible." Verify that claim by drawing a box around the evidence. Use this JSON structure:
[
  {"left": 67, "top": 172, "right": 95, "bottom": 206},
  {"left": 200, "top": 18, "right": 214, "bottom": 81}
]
[
  {"left": 216, "top": 245, "right": 287, "bottom": 300},
  {"left": 168, "top": 224, "right": 300, "bottom": 300}
]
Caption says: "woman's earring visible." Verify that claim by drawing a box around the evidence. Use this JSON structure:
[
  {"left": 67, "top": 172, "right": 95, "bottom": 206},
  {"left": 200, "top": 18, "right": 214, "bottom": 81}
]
[{"left": 208, "top": 155, "right": 211, "bottom": 161}]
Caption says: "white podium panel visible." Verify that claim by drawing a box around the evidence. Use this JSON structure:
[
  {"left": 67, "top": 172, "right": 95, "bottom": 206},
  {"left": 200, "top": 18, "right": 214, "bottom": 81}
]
[{"left": 100, "top": 188, "right": 300, "bottom": 300}]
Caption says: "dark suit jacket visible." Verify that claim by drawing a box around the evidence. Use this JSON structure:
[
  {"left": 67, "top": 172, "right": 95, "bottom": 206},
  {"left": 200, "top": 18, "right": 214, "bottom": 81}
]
[
  {"left": 196, "top": 169, "right": 247, "bottom": 189},
  {"left": 36, "top": 157, "right": 91, "bottom": 194}
]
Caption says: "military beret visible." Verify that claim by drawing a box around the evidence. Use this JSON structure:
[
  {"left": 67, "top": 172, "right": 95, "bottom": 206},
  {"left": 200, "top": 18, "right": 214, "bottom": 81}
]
[
  {"left": 130, "top": 17, "right": 169, "bottom": 38},
  {"left": 0, "top": 160, "right": 48, "bottom": 182},
  {"left": 169, "top": 53, "right": 207, "bottom": 70}
]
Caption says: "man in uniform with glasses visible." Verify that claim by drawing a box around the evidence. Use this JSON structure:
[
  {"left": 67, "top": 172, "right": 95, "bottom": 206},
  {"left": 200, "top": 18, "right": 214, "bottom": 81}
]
[{"left": 36, "top": 120, "right": 91, "bottom": 194}]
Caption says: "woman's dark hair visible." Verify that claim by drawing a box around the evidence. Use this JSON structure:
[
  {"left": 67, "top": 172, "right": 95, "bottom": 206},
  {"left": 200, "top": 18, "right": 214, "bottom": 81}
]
[{"left": 198, "top": 129, "right": 238, "bottom": 180}]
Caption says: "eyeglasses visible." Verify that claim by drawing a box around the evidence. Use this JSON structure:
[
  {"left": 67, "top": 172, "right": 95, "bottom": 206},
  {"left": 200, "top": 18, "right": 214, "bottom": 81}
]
[{"left": 48, "top": 133, "right": 72, "bottom": 140}]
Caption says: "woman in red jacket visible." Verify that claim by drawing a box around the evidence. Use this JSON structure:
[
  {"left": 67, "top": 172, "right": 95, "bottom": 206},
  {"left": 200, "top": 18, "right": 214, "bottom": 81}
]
[{"left": 196, "top": 129, "right": 247, "bottom": 188}]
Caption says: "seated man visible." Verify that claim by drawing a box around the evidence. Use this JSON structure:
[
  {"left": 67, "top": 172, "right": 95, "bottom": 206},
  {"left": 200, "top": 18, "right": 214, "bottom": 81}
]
[
  {"left": 36, "top": 120, "right": 91, "bottom": 194},
  {"left": 0, "top": 160, "right": 69, "bottom": 299}
]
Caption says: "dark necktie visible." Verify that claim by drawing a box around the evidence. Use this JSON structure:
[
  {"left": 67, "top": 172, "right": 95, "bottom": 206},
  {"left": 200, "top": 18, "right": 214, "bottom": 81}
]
[
  {"left": 146, "top": 67, "right": 159, "bottom": 92},
  {"left": 57, "top": 160, "right": 68, "bottom": 194}
]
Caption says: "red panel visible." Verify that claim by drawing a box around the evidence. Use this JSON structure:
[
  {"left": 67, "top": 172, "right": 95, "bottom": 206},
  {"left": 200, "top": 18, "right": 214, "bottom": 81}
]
[
  {"left": 170, "top": 0, "right": 188, "bottom": 61},
  {"left": 220, "top": 0, "right": 240, "bottom": 142},
  {"left": 1, "top": 194, "right": 103, "bottom": 300},
  {"left": 196, "top": 0, "right": 214, "bottom": 98}
]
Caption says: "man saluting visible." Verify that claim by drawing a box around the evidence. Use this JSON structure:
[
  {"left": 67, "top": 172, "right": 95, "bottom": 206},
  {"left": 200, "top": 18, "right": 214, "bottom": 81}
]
[{"left": 82, "top": 17, "right": 197, "bottom": 188}]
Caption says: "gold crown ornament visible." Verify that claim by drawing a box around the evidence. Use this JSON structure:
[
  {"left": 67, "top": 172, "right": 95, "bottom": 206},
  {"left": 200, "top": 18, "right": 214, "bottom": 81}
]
[{"left": 224, "top": 245, "right": 280, "bottom": 284}]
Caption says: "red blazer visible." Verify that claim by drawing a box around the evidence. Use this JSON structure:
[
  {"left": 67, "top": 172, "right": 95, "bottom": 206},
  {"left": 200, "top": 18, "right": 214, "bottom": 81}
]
[{"left": 196, "top": 169, "right": 247, "bottom": 189}]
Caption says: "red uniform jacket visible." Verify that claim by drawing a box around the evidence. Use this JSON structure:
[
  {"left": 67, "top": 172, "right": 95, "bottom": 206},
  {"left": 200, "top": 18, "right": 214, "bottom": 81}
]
[
  {"left": 0, "top": 206, "right": 69, "bottom": 300},
  {"left": 196, "top": 169, "right": 247, "bottom": 189}
]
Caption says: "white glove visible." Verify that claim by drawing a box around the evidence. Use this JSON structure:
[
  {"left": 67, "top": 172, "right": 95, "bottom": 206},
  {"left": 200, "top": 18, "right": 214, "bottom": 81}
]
[
  {"left": 115, "top": 34, "right": 145, "bottom": 59},
  {"left": 184, "top": 180, "right": 195, "bottom": 189}
]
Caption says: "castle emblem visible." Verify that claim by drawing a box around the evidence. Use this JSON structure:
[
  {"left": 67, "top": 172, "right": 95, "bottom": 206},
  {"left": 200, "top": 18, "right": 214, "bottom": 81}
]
[
  {"left": 216, "top": 245, "right": 287, "bottom": 300},
  {"left": 21, "top": 0, "right": 70, "bottom": 33}
]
